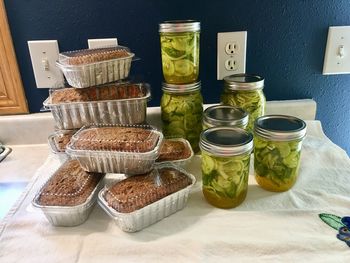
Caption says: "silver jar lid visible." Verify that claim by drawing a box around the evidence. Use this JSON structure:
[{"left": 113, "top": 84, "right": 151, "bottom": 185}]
[
  {"left": 203, "top": 105, "right": 248, "bottom": 128},
  {"left": 254, "top": 115, "right": 307, "bottom": 141},
  {"left": 159, "top": 20, "right": 200, "bottom": 33},
  {"left": 162, "top": 81, "right": 201, "bottom": 93},
  {"left": 200, "top": 127, "right": 253, "bottom": 156},
  {"left": 223, "top": 73, "right": 264, "bottom": 90}
]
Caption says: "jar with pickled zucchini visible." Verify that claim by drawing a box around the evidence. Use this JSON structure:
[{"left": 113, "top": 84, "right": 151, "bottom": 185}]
[
  {"left": 159, "top": 20, "right": 200, "bottom": 84},
  {"left": 199, "top": 127, "right": 253, "bottom": 208},
  {"left": 161, "top": 82, "right": 203, "bottom": 153},
  {"left": 202, "top": 105, "right": 248, "bottom": 130},
  {"left": 254, "top": 115, "right": 307, "bottom": 192},
  {"left": 221, "top": 74, "right": 265, "bottom": 132}
]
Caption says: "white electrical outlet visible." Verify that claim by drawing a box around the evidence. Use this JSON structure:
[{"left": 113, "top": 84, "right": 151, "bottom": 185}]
[
  {"left": 88, "top": 38, "right": 118, "bottom": 49},
  {"left": 225, "top": 42, "right": 239, "bottom": 55},
  {"left": 323, "top": 26, "right": 350, "bottom": 75},
  {"left": 217, "top": 31, "right": 247, "bottom": 80},
  {"left": 28, "top": 40, "right": 64, "bottom": 88},
  {"left": 225, "top": 58, "right": 238, "bottom": 70}
]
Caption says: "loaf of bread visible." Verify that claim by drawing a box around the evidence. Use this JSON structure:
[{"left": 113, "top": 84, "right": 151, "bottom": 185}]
[
  {"left": 50, "top": 83, "right": 145, "bottom": 104},
  {"left": 53, "top": 132, "right": 74, "bottom": 152},
  {"left": 104, "top": 167, "right": 192, "bottom": 213},
  {"left": 157, "top": 139, "right": 192, "bottom": 162},
  {"left": 60, "top": 47, "right": 130, "bottom": 65},
  {"left": 38, "top": 160, "right": 103, "bottom": 206},
  {"left": 70, "top": 126, "right": 159, "bottom": 152}
]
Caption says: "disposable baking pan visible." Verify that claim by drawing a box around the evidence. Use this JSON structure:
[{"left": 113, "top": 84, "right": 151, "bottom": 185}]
[
  {"left": 32, "top": 162, "right": 104, "bottom": 226},
  {"left": 43, "top": 83, "right": 151, "bottom": 130},
  {"left": 56, "top": 47, "right": 134, "bottom": 88},
  {"left": 48, "top": 129, "right": 77, "bottom": 163},
  {"left": 156, "top": 138, "right": 194, "bottom": 167},
  {"left": 66, "top": 123, "right": 164, "bottom": 174},
  {"left": 98, "top": 164, "right": 196, "bottom": 232}
]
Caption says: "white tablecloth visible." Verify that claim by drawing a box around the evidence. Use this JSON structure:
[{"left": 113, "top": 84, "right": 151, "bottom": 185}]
[{"left": 0, "top": 121, "right": 349, "bottom": 262}]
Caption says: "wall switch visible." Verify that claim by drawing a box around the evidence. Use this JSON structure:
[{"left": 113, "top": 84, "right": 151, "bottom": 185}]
[
  {"left": 28, "top": 40, "right": 64, "bottom": 88},
  {"left": 323, "top": 26, "right": 350, "bottom": 75},
  {"left": 217, "top": 31, "right": 247, "bottom": 80},
  {"left": 88, "top": 38, "right": 118, "bottom": 49}
]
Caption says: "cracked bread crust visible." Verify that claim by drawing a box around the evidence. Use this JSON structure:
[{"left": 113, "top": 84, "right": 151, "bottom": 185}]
[
  {"left": 38, "top": 160, "right": 103, "bottom": 206},
  {"left": 104, "top": 167, "right": 192, "bottom": 213},
  {"left": 157, "top": 139, "right": 192, "bottom": 162}
]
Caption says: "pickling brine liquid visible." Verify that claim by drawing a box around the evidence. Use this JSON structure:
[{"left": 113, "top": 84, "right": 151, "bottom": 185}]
[
  {"left": 254, "top": 136, "right": 302, "bottom": 192},
  {"left": 161, "top": 89, "right": 203, "bottom": 153},
  {"left": 201, "top": 151, "right": 250, "bottom": 208},
  {"left": 221, "top": 89, "right": 265, "bottom": 132},
  {"left": 160, "top": 32, "right": 200, "bottom": 84}
]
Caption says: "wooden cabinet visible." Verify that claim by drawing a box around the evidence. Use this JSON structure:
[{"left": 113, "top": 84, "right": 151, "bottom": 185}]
[{"left": 0, "top": 0, "right": 28, "bottom": 115}]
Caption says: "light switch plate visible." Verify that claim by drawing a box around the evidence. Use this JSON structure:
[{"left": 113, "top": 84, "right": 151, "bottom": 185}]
[
  {"left": 28, "top": 40, "right": 64, "bottom": 88},
  {"left": 323, "top": 26, "right": 350, "bottom": 75},
  {"left": 88, "top": 38, "right": 118, "bottom": 49},
  {"left": 217, "top": 31, "right": 247, "bottom": 80}
]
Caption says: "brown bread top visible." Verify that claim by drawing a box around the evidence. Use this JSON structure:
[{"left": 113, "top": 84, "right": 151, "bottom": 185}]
[
  {"left": 50, "top": 84, "right": 145, "bottom": 104},
  {"left": 157, "top": 139, "right": 192, "bottom": 162},
  {"left": 53, "top": 133, "right": 74, "bottom": 152},
  {"left": 61, "top": 48, "right": 130, "bottom": 65},
  {"left": 38, "top": 160, "right": 103, "bottom": 206},
  {"left": 104, "top": 167, "right": 192, "bottom": 213},
  {"left": 70, "top": 127, "right": 158, "bottom": 152}
]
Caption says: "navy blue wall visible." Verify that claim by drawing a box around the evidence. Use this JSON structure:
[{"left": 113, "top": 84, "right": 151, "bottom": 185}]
[{"left": 4, "top": 0, "right": 350, "bottom": 154}]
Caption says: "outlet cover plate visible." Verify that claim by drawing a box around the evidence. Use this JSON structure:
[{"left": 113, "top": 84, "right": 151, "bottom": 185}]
[
  {"left": 323, "top": 26, "right": 350, "bottom": 75},
  {"left": 217, "top": 31, "right": 247, "bottom": 80},
  {"left": 88, "top": 38, "right": 118, "bottom": 49},
  {"left": 28, "top": 40, "right": 64, "bottom": 88}
]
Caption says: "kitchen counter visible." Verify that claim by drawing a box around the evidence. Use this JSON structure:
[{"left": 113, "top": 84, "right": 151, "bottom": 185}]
[
  {"left": 0, "top": 144, "right": 50, "bottom": 219},
  {"left": 2, "top": 100, "right": 350, "bottom": 262},
  {"left": 0, "top": 119, "right": 349, "bottom": 262},
  {"left": 1, "top": 144, "right": 49, "bottom": 183},
  {"left": 0, "top": 111, "right": 54, "bottom": 219}
]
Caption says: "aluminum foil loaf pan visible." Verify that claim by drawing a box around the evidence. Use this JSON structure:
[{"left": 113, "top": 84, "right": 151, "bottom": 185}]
[
  {"left": 56, "top": 46, "right": 134, "bottom": 88},
  {"left": 156, "top": 138, "right": 194, "bottom": 167},
  {"left": 48, "top": 129, "right": 77, "bottom": 163},
  {"left": 43, "top": 82, "right": 151, "bottom": 130},
  {"left": 66, "top": 123, "right": 164, "bottom": 174},
  {"left": 98, "top": 164, "right": 196, "bottom": 232},
  {"left": 32, "top": 160, "right": 104, "bottom": 226}
]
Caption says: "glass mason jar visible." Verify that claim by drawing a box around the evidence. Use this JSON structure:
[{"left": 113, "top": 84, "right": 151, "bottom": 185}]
[
  {"left": 199, "top": 127, "right": 253, "bottom": 208},
  {"left": 161, "top": 81, "right": 203, "bottom": 153},
  {"left": 221, "top": 74, "right": 266, "bottom": 132},
  {"left": 159, "top": 20, "right": 200, "bottom": 84},
  {"left": 203, "top": 105, "right": 248, "bottom": 130},
  {"left": 254, "top": 115, "right": 307, "bottom": 192}
]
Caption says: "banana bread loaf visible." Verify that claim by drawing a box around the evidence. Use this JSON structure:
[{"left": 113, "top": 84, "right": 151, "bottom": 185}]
[
  {"left": 60, "top": 47, "right": 130, "bottom": 65},
  {"left": 104, "top": 167, "right": 192, "bottom": 213},
  {"left": 52, "top": 132, "right": 75, "bottom": 152},
  {"left": 70, "top": 126, "right": 159, "bottom": 152},
  {"left": 157, "top": 139, "right": 192, "bottom": 162},
  {"left": 50, "top": 83, "right": 145, "bottom": 104},
  {"left": 38, "top": 160, "right": 103, "bottom": 206}
]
